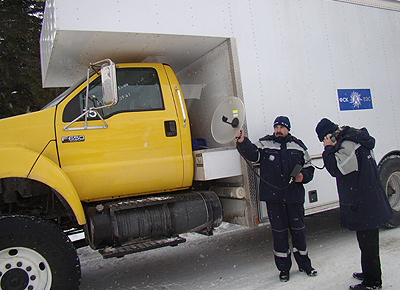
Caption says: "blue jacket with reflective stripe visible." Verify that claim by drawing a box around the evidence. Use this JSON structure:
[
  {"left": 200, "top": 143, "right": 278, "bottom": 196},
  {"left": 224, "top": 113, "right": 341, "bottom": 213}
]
[
  {"left": 322, "top": 126, "right": 393, "bottom": 230},
  {"left": 237, "top": 133, "right": 314, "bottom": 204}
]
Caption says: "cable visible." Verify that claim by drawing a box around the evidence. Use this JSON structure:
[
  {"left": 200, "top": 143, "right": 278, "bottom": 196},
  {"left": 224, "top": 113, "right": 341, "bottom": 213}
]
[
  {"left": 237, "top": 147, "right": 325, "bottom": 191},
  {"left": 311, "top": 163, "right": 325, "bottom": 170},
  {"left": 237, "top": 149, "right": 294, "bottom": 191}
]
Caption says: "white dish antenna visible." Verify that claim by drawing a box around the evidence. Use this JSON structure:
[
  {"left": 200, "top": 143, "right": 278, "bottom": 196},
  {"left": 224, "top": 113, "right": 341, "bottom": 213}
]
[{"left": 211, "top": 97, "right": 245, "bottom": 144}]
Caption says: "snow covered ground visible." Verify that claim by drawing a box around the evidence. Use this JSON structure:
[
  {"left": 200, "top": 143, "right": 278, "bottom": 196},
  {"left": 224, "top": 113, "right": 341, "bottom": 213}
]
[{"left": 77, "top": 209, "right": 400, "bottom": 289}]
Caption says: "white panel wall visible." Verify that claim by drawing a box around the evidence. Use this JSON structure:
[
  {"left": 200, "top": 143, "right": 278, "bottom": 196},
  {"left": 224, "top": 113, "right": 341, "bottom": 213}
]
[{"left": 41, "top": 0, "right": 400, "bottom": 159}]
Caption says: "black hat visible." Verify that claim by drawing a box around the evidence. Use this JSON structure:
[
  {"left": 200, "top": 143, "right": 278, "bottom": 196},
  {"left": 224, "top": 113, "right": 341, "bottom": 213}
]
[
  {"left": 316, "top": 118, "right": 338, "bottom": 142},
  {"left": 274, "top": 116, "right": 291, "bottom": 131}
]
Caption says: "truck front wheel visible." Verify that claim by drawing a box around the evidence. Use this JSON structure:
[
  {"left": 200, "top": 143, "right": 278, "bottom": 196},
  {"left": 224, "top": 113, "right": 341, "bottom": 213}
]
[
  {"left": 0, "top": 215, "right": 81, "bottom": 290},
  {"left": 379, "top": 155, "right": 400, "bottom": 228}
]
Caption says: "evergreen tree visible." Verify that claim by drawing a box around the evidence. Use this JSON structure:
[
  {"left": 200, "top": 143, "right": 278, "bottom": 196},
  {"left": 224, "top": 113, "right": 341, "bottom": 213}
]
[{"left": 0, "top": 0, "right": 64, "bottom": 119}]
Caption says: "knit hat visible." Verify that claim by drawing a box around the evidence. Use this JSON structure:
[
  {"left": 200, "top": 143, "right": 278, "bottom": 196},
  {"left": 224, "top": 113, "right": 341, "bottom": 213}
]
[
  {"left": 316, "top": 118, "right": 339, "bottom": 142},
  {"left": 273, "top": 116, "right": 291, "bottom": 131}
]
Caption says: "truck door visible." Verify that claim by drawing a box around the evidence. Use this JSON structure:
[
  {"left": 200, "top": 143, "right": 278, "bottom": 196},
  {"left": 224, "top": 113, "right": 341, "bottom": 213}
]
[{"left": 55, "top": 64, "right": 190, "bottom": 201}]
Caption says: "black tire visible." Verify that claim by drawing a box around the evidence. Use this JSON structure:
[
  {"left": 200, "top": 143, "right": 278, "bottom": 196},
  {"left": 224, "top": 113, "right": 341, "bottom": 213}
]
[
  {"left": 0, "top": 215, "right": 81, "bottom": 290},
  {"left": 379, "top": 155, "right": 400, "bottom": 228}
]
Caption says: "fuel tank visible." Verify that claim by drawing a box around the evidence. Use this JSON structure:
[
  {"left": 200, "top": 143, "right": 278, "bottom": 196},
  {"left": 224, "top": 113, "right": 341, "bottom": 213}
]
[{"left": 84, "top": 191, "right": 222, "bottom": 249}]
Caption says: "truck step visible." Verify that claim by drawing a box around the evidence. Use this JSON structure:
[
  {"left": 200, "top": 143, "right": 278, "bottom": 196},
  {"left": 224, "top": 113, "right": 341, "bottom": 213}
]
[{"left": 99, "top": 236, "right": 186, "bottom": 259}]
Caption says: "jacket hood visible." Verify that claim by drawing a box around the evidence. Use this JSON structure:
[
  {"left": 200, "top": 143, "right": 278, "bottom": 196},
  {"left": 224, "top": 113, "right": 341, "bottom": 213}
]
[{"left": 338, "top": 126, "right": 375, "bottom": 150}]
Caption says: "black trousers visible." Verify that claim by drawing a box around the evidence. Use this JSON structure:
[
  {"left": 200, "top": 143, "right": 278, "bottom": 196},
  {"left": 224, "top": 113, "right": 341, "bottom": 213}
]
[
  {"left": 267, "top": 202, "right": 312, "bottom": 271},
  {"left": 356, "top": 228, "right": 382, "bottom": 287}
]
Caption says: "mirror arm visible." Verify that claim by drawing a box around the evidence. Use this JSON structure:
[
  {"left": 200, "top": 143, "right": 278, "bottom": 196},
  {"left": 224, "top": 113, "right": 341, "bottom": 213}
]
[
  {"left": 63, "top": 108, "right": 108, "bottom": 131},
  {"left": 85, "top": 66, "right": 91, "bottom": 113}
]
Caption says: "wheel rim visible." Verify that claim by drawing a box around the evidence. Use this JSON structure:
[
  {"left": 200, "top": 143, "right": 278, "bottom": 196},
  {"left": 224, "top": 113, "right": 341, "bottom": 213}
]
[
  {"left": 0, "top": 247, "right": 52, "bottom": 290},
  {"left": 386, "top": 171, "right": 400, "bottom": 212}
]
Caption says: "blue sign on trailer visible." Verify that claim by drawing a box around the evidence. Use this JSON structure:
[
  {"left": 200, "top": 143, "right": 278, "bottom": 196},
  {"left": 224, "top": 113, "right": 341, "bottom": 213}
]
[{"left": 337, "top": 89, "right": 373, "bottom": 111}]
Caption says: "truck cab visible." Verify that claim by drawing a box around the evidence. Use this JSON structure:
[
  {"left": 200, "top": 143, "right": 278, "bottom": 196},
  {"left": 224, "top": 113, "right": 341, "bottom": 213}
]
[{"left": 51, "top": 62, "right": 193, "bottom": 201}]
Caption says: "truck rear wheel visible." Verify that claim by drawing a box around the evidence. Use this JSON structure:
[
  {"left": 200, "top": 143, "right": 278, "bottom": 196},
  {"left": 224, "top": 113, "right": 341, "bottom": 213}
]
[
  {"left": 379, "top": 155, "right": 400, "bottom": 228},
  {"left": 0, "top": 215, "right": 81, "bottom": 290}
]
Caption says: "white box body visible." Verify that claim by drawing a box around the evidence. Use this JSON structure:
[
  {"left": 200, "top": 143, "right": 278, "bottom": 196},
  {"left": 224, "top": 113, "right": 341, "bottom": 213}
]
[{"left": 40, "top": 0, "right": 400, "bottom": 225}]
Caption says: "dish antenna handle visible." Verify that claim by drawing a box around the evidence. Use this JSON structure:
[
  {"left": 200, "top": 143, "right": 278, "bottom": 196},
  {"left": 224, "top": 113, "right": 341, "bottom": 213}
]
[{"left": 222, "top": 116, "right": 239, "bottom": 128}]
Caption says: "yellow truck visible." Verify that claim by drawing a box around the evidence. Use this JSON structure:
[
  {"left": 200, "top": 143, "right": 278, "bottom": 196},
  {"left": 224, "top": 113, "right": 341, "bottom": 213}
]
[{"left": 0, "top": 60, "right": 228, "bottom": 289}]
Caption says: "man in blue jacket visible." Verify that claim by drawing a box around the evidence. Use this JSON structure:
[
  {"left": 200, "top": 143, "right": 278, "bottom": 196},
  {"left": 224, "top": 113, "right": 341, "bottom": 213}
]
[
  {"left": 316, "top": 118, "right": 393, "bottom": 290},
  {"left": 236, "top": 116, "right": 316, "bottom": 282}
]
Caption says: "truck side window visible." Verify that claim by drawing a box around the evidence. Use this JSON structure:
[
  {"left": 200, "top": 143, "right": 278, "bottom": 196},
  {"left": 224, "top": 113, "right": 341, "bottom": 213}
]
[
  {"left": 62, "top": 67, "right": 164, "bottom": 122},
  {"left": 114, "top": 68, "right": 164, "bottom": 113}
]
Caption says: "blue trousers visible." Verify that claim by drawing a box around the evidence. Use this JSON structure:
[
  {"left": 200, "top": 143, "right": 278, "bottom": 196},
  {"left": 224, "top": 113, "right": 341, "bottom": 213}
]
[
  {"left": 266, "top": 202, "right": 312, "bottom": 271},
  {"left": 356, "top": 228, "right": 382, "bottom": 287}
]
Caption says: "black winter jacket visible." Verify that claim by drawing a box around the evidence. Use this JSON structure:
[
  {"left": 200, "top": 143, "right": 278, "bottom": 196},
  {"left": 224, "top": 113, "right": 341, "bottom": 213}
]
[
  {"left": 322, "top": 126, "right": 393, "bottom": 230},
  {"left": 236, "top": 133, "right": 314, "bottom": 204}
]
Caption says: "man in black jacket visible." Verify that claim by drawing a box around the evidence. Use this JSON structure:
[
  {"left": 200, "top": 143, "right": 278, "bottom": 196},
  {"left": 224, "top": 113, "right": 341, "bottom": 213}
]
[
  {"left": 316, "top": 118, "right": 393, "bottom": 290},
  {"left": 236, "top": 116, "right": 316, "bottom": 282}
]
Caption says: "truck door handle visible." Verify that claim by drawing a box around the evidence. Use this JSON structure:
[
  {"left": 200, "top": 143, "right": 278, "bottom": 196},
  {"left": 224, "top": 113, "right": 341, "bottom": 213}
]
[
  {"left": 174, "top": 86, "right": 187, "bottom": 127},
  {"left": 164, "top": 120, "right": 177, "bottom": 137}
]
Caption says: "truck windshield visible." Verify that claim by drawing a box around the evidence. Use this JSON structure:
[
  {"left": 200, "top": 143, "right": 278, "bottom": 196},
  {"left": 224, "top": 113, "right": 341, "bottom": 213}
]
[{"left": 41, "top": 76, "right": 87, "bottom": 110}]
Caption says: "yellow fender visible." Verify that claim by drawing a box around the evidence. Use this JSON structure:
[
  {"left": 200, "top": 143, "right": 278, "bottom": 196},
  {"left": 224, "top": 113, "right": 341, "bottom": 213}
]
[{"left": 0, "top": 147, "right": 86, "bottom": 225}]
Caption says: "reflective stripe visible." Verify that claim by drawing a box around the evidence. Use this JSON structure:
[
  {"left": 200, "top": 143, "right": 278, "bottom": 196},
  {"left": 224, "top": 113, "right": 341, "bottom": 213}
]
[
  {"left": 286, "top": 142, "right": 306, "bottom": 153},
  {"left": 370, "top": 149, "right": 376, "bottom": 161},
  {"left": 256, "top": 151, "right": 261, "bottom": 163},
  {"left": 293, "top": 247, "right": 308, "bottom": 256},
  {"left": 303, "top": 151, "right": 312, "bottom": 168},
  {"left": 274, "top": 249, "right": 291, "bottom": 258},
  {"left": 272, "top": 227, "right": 288, "bottom": 233},
  {"left": 257, "top": 140, "right": 280, "bottom": 150},
  {"left": 257, "top": 140, "right": 305, "bottom": 154},
  {"left": 291, "top": 225, "right": 305, "bottom": 231},
  {"left": 335, "top": 140, "right": 360, "bottom": 175}
]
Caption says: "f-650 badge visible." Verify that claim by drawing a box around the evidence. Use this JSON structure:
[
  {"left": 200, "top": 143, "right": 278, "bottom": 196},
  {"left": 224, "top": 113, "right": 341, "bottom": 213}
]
[{"left": 62, "top": 135, "right": 85, "bottom": 143}]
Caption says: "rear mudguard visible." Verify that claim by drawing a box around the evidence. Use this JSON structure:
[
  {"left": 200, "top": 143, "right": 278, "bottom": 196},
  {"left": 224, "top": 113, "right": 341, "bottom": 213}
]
[{"left": 0, "top": 147, "right": 85, "bottom": 225}]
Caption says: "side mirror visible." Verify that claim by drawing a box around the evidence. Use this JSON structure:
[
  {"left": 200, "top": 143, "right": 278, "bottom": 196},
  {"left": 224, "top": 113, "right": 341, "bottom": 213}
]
[
  {"left": 64, "top": 59, "right": 118, "bottom": 131},
  {"left": 101, "top": 62, "right": 118, "bottom": 107}
]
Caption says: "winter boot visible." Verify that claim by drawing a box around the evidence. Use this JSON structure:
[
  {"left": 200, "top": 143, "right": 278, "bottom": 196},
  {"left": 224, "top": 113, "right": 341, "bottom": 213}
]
[
  {"left": 299, "top": 267, "right": 318, "bottom": 277},
  {"left": 279, "top": 270, "right": 290, "bottom": 282},
  {"left": 349, "top": 283, "right": 382, "bottom": 290}
]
